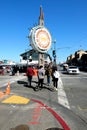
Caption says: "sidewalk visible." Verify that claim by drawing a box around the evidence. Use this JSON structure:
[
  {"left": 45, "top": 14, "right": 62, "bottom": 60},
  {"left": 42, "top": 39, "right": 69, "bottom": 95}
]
[
  {"left": 0, "top": 73, "right": 26, "bottom": 88},
  {"left": 0, "top": 95, "right": 67, "bottom": 130},
  {"left": 80, "top": 71, "right": 87, "bottom": 75},
  {"left": 0, "top": 74, "right": 70, "bottom": 130},
  {"left": 0, "top": 73, "right": 87, "bottom": 130}
]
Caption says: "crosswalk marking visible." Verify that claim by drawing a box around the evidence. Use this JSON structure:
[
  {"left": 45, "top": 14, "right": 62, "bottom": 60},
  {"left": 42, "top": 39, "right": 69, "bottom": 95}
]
[
  {"left": 61, "top": 76, "right": 87, "bottom": 78},
  {"left": 58, "top": 78, "right": 70, "bottom": 109}
]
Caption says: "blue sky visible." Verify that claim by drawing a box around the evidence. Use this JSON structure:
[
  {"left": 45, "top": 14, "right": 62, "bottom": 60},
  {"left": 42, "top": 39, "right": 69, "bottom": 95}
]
[{"left": 0, "top": 0, "right": 87, "bottom": 63}]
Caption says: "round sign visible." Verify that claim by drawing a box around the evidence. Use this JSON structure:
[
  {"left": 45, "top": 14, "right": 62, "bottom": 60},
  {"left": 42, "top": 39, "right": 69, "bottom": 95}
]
[{"left": 29, "top": 26, "right": 52, "bottom": 53}]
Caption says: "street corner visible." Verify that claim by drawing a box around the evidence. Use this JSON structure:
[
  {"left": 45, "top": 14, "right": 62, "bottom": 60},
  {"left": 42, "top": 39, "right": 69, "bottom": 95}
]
[
  {"left": 8, "top": 98, "right": 70, "bottom": 130},
  {"left": 30, "top": 99, "right": 70, "bottom": 130},
  {"left": 0, "top": 95, "right": 70, "bottom": 130}
]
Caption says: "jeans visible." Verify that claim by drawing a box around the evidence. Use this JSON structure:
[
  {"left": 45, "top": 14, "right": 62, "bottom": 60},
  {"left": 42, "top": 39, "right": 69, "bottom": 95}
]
[
  {"left": 47, "top": 75, "right": 50, "bottom": 84},
  {"left": 38, "top": 78, "right": 44, "bottom": 88},
  {"left": 27, "top": 76, "right": 32, "bottom": 86},
  {"left": 53, "top": 78, "right": 58, "bottom": 88}
]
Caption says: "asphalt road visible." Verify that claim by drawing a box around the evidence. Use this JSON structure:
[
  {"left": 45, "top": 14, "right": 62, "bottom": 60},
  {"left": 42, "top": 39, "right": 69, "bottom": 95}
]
[
  {"left": 0, "top": 72, "right": 87, "bottom": 130},
  {"left": 60, "top": 71, "right": 87, "bottom": 122}
]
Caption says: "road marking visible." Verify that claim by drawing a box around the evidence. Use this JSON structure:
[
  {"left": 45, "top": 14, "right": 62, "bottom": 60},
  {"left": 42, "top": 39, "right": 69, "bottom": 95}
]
[
  {"left": 32, "top": 99, "right": 70, "bottom": 130},
  {"left": 61, "top": 76, "right": 87, "bottom": 79},
  {"left": 2, "top": 95, "right": 30, "bottom": 104},
  {"left": 58, "top": 78, "right": 70, "bottom": 109},
  {"left": 78, "top": 105, "right": 87, "bottom": 111}
]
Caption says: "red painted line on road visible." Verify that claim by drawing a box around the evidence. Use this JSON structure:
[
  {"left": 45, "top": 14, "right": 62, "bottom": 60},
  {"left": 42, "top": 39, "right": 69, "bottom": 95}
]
[
  {"left": 28, "top": 121, "right": 40, "bottom": 124},
  {"left": 28, "top": 103, "right": 42, "bottom": 125},
  {"left": 31, "top": 99, "right": 70, "bottom": 130}
]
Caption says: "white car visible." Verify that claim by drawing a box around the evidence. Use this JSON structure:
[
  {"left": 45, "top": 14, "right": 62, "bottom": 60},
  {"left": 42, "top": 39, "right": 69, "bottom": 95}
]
[{"left": 67, "top": 66, "right": 80, "bottom": 74}]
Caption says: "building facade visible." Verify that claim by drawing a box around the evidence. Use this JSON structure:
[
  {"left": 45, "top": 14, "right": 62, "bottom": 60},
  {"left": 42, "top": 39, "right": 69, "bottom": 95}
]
[
  {"left": 66, "top": 50, "right": 87, "bottom": 66},
  {"left": 20, "top": 49, "right": 52, "bottom": 66}
]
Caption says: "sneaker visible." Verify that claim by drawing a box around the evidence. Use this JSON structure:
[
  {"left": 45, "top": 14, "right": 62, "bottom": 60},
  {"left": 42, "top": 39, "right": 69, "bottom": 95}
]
[
  {"left": 54, "top": 87, "right": 58, "bottom": 91},
  {"left": 53, "top": 87, "right": 56, "bottom": 90},
  {"left": 39, "top": 87, "right": 42, "bottom": 90},
  {"left": 35, "top": 86, "right": 39, "bottom": 89},
  {"left": 55, "top": 88, "right": 58, "bottom": 91}
]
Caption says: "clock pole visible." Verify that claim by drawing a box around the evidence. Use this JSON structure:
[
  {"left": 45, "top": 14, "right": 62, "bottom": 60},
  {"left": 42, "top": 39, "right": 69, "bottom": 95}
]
[
  {"left": 29, "top": 6, "right": 52, "bottom": 68},
  {"left": 38, "top": 6, "right": 45, "bottom": 67}
]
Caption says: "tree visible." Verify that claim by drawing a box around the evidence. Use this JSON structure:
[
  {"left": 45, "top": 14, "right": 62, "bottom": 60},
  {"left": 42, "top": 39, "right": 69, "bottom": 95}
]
[{"left": 81, "top": 54, "right": 87, "bottom": 65}]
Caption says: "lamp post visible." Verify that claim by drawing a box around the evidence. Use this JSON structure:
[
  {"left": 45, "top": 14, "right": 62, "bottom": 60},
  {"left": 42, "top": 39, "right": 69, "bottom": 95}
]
[{"left": 52, "top": 40, "right": 56, "bottom": 65}]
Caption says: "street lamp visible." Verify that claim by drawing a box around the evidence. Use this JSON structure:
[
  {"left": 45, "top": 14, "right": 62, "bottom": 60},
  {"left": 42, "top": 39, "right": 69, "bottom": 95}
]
[{"left": 52, "top": 40, "right": 56, "bottom": 65}]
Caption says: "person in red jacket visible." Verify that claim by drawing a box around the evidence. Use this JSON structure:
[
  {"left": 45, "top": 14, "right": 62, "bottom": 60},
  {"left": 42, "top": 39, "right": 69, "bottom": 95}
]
[{"left": 26, "top": 65, "right": 34, "bottom": 87}]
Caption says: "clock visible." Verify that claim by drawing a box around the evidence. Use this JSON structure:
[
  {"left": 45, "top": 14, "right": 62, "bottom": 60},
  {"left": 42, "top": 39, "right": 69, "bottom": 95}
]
[
  {"left": 29, "top": 26, "right": 52, "bottom": 53},
  {"left": 35, "top": 28, "right": 51, "bottom": 50}
]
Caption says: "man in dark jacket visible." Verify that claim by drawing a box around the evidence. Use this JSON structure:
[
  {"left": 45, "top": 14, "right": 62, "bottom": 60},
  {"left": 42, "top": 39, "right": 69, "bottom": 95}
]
[
  {"left": 26, "top": 65, "right": 34, "bottom": 87},
  {"left": 45, "top": 65, "right": 52, "bottom": 86}
]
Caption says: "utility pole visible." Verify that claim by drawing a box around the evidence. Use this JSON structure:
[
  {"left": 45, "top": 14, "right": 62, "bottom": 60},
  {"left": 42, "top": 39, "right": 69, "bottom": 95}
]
[{"left": 52, "top": 44, "right": 71, "bottom": 65}]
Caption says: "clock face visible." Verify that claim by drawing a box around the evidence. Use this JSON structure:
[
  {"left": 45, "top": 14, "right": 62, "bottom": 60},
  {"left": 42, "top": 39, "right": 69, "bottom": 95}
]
[
  {"left": 29, "top": 26, "right": 52, "bottom": 53},
  {"left": 35, "top": 28, "right": 51, "bottom": 50}
]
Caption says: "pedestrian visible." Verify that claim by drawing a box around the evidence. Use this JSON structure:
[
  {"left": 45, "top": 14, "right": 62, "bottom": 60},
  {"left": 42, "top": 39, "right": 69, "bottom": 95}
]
[
  {"left": 52, "top": 67, "right": 60, "bottom": 91},
  {"left": 26, "top": 65, "right": 34, "bottom": 87},
  {"left": 45, "top": 65, "right": 52, "bottom": 86},
  {"left": 36, "top": 66, "right": 45, "bottom": 90},
  {"left": 11, "top": 66, "right": 15, "bottom": 76}
]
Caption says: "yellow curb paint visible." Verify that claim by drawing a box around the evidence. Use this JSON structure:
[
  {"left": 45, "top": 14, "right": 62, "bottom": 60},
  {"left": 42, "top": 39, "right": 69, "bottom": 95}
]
[
  {"left": 2, "top": 95, "right": 30, "bottom": 104},
  {"left": 78, "top": 105, "right": 87, "bottom": 111}
]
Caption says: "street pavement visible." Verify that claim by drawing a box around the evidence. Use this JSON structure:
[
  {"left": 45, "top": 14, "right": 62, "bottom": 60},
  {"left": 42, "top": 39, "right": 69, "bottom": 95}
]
[{"left": 0, "top": 73, "right": 87, "bottom": 130}]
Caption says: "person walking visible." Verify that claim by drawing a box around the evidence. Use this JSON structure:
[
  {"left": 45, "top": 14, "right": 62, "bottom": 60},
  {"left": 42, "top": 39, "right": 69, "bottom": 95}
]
[
  {"left": 36, "top": 66, "right": 45, "bottom": 90},
  {"left": 45, "top": 65, "right": 52, "bottom": 86},
  {"left": 26, "top": 65, "right": 34, "bottom": 87},
  {"left": 52, "top": 67, "right": 60, "bottom": 91}
]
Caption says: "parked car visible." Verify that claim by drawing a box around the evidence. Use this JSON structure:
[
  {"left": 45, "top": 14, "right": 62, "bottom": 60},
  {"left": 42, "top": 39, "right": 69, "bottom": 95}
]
[
  {"left": 0, "top": 66, "right": 4, "bottom": 75},
  {"left": 67, "top": 66, "right": 80, "bottom": 74},
  {"left": 63, "top": 63, "right": 69, "bottom": 71},
  {"left": 79, "top": 65, "right": 87, "bottom": 72}
]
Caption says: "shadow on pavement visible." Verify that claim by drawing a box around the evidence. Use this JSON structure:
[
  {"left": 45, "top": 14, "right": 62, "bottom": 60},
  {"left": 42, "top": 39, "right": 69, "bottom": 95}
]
[{"left": 17, "top": 80, "right": 54, "bottom": 92}]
